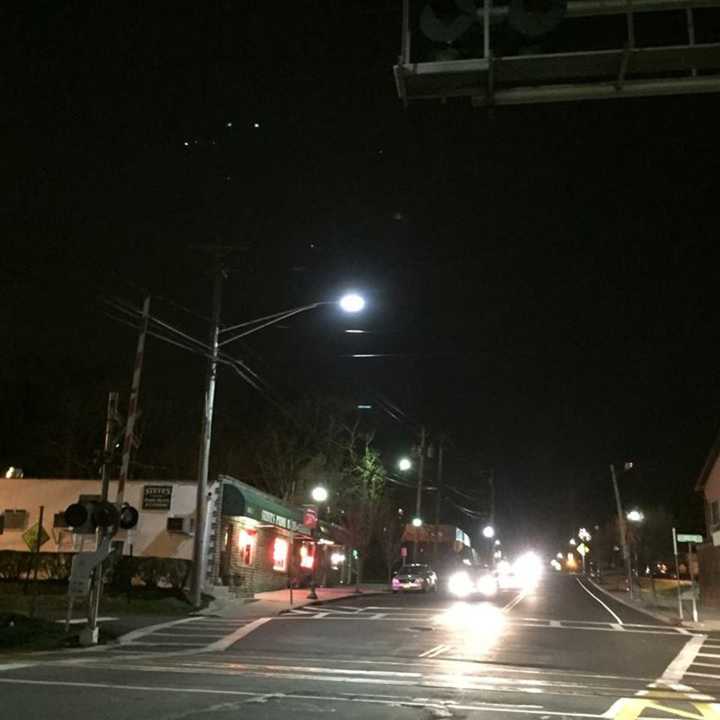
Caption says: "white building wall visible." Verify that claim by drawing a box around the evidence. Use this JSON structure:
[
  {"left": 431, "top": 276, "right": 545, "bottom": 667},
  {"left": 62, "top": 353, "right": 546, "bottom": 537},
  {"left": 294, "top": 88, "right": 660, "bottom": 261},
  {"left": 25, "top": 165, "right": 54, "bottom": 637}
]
[{"left": 0, "top": 478, "right": 201, "bottom": 559}]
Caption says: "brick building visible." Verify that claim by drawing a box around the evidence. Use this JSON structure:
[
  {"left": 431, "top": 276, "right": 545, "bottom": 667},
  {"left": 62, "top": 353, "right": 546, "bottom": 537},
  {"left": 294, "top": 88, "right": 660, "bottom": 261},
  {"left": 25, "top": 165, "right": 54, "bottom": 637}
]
[{"left": 695, "top": 427, "right": 720, "bottom": 607}]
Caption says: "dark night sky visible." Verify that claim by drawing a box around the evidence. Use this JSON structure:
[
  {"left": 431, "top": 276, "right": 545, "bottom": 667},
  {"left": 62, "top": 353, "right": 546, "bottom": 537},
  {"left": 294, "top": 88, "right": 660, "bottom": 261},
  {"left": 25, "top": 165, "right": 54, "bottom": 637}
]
[{"left": 3, "top": 2, "right": 719, "bottom": 554}]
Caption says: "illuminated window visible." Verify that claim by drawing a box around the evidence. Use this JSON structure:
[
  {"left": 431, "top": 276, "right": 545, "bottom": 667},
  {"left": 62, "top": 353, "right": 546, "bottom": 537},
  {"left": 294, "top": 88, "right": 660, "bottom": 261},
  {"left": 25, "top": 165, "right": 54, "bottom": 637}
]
[
  {"left": 237, "top": 529, "right": 256, "bottom": 567},
  {"left": 299, "top": 543, "right": 314, "bottom": 569},
  {"left": 273, "top": 537, "right": 288, "bottom": 572}
]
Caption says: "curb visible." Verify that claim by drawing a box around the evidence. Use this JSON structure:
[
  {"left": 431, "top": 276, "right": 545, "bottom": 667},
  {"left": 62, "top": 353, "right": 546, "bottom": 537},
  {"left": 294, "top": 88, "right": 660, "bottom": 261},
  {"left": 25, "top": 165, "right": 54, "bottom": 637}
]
[{"left": 584, "top": 577, "right": 681, "bottom": 626}]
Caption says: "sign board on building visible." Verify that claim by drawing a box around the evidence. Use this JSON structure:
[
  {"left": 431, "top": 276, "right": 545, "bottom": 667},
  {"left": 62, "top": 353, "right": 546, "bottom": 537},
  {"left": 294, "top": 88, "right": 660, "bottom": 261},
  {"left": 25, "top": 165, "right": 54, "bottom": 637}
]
[
  {"left": 677, "top": 533, "right": 703, "bottom": 544},
  {"left": 22, "top": 522, "right": 50, "bottom": 551},
  {"left": 142, "top": 485, "right": 173, "bottom": 510},
  {"left": 303, "top": 507, "right": 318, "bottom": 529}
]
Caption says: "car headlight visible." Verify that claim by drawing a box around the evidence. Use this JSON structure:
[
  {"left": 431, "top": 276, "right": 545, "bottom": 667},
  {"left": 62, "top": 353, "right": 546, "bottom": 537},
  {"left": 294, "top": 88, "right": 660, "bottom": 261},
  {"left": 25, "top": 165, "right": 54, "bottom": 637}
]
[
  {"left": 448, "top": 571, "right": 474, "bottom": 597},
  {"left": 477, "top": 574, "right": 498, "bottom": 597}
]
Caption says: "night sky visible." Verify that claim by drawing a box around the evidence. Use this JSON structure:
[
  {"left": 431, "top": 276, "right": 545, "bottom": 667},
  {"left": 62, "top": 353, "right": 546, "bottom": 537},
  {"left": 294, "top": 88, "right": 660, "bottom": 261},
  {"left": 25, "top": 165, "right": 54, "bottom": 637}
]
[{"left": 3, "top": 2, "right": 719, "bottom": 554}]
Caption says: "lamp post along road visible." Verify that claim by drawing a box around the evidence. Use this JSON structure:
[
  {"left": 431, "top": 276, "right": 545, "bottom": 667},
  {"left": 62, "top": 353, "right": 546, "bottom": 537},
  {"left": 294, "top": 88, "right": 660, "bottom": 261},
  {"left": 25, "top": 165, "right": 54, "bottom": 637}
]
[
  {"left": 190, "top": 288, "right": 365, "bottom": 606},
  {"left": 413, "top": 426, "right": 427, "bottom": 562},
  {"left": 610, "top": 464, "right": 633, "bottom": 598}
]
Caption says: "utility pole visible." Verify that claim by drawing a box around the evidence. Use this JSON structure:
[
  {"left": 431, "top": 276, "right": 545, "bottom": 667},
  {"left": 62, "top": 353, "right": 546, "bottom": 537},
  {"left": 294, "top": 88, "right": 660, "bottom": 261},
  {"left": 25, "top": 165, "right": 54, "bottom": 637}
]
[
  {"left": 610, "top": 464, "right": 633, "bottom": 598},
  {"left": 413, "top": 425, "right": 427, "bottom": 562},
  {"left": 433, "top": 440, "right": 444, "bottom": 564},
  {"left": 117, "top": 296, "right": 151, "bottom": 505},
  {"left": 191, "top": 263, "right": 223, "bottom": 608},
  {"left": 85, "top": 391, "right": 119, "bottom": 644}
]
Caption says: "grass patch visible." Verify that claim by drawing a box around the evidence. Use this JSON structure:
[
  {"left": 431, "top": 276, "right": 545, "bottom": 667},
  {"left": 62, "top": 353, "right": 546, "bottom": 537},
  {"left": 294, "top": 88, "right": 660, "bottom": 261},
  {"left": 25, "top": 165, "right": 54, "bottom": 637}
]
[{"left": 0, "top": 613, "right": 76, "bottom": 652}]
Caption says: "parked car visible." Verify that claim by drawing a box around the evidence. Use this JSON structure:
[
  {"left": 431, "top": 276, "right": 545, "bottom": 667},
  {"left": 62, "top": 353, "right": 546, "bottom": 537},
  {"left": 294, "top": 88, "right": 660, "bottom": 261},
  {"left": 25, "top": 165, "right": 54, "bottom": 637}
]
[{"left": 391, "top": 563, "right": 438, "bottom": 593}]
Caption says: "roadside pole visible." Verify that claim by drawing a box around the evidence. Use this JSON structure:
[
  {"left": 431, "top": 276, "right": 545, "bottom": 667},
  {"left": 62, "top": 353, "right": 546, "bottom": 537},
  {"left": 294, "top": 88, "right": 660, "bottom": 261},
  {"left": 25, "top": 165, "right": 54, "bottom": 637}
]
[
  {"left": 191, "top": 264, "right": 223, "bottom": 608},
  {"left": 610, "top": 464, "right": 633, "bottom": 597},
  {"left": 688, "top": 540, "right": 699, "bottom": 623},
  {"left": 85, "top": 391, "right": 120, "bottom": 644},
  {"left": 413, "top": 425, "right": 427, "bottom": 562},
  {"left": 433, "top": 441, "right": 444, "bottom": 564},
  {"left": 288, "top": 530, "right": 294, "bottom": 608},
  {"left": 672, "top": 527, "right": 684, "bottom": 620},
  {"left": 117, "top": 297, "right": 151, "bottom": 505}
]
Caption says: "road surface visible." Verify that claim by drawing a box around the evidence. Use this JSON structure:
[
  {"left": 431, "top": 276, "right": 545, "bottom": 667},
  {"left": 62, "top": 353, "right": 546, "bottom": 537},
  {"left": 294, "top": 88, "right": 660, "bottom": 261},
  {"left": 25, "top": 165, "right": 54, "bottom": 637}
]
[{"left": 2, "top": 573, "right": 720, "bottom": 720}]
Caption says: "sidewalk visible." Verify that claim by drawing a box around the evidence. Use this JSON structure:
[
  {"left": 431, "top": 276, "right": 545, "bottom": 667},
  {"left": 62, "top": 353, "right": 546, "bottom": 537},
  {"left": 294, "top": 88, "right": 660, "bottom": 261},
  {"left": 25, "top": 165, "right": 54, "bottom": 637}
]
[
  {"left": 195, "top": 583, "right": 389, "bottom": 620},
  {"left": 590, "top": 577, "right": 720, "bottom": 631}
]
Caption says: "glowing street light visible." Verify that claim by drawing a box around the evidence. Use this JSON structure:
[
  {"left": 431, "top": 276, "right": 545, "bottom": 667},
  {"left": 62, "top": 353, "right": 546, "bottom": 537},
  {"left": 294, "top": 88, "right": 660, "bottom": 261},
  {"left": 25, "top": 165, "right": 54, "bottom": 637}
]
[
  {"left": 627, "top": 509, "right": 645, "bottom": 523},
  {"left": 482, "top": 525, "right": 495, "bottom": 539},
  {"left": 556, "top": 552, "right": 564, "bottom": 560},
  {"left": 339, "top": 292, "right": 365, "bottom": 313},
  {"left": 569, "top": 538, "right": 577, "bottom": 546},
  {"left": 412, "top": 517, "right": 423, "bottom": 528},
  {"left": 311, "top": 486, "right": 329, "bottom": 503},
  {"left": 398, "top": 457, "right": 413, "bottom": 472},
  {"left": 494, "top": 539, "right": 502, "bottom": 546}
]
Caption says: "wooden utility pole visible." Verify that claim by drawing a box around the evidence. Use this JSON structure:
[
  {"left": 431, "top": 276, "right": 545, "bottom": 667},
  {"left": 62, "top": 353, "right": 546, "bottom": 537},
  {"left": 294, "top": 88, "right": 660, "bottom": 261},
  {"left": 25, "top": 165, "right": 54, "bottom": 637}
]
[{"left": 413, "top": 425, "right": 427, "bottom": 562}]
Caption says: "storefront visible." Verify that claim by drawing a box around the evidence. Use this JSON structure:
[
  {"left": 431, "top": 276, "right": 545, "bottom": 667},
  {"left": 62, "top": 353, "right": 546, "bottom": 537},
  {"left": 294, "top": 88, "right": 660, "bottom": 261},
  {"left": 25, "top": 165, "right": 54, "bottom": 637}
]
[{"left": 216, "top": 476, "right": 345, "bottom": 596}]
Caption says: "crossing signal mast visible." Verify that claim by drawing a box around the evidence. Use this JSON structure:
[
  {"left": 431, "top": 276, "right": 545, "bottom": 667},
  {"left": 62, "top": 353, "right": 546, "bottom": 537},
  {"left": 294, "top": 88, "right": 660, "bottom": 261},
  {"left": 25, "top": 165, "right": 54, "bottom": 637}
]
[{"left": 394, "top": 0, "right": 720, "bottom": 106}]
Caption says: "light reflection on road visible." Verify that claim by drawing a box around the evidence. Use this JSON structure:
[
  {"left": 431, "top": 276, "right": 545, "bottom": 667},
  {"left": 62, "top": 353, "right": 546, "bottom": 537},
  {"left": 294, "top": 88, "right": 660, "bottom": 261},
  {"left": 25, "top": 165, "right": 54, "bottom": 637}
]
[{"left": 434, "top": 600, "right": 507, "bottom": 660}]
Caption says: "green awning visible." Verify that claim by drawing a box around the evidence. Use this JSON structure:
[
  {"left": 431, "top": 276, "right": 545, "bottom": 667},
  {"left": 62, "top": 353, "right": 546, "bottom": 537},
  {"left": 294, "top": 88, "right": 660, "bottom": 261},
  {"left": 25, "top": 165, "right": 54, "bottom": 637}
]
[{"left": 219, "top": 475, "right": 306, "bottom": 534}]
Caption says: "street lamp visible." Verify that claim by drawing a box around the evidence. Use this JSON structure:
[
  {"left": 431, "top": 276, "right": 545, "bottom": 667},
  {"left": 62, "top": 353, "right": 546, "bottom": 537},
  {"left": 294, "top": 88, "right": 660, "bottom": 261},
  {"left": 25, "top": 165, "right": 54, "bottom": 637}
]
[
  {"left": 308, "top": 486, "right": 329, "bottom": 600},
  {"left": 627, "top": 509, "right": 644, "bottom": 523},
  {"left": 494, "top": 539, "right": 501, "bottom": 546},
  {"left": 189, "top": 290, "right": 366, "bottom": 606},
  {"left": 339, "top": 292, "right": 366, "bottom": 313},
  {"left": 311, "top": 486, "right": 329, "bottom": 503},
  {"left": 398, "top": 457, "right": 412, "bottom": 472},
  {"left": 482, "top": 525, "right": 495, "bottom": 539},
  {"left": 569, "top": 538, "right": 577, "bottom": 546},
  {"left": 412, "top": 517, "right": 423, "bottom": 528}
]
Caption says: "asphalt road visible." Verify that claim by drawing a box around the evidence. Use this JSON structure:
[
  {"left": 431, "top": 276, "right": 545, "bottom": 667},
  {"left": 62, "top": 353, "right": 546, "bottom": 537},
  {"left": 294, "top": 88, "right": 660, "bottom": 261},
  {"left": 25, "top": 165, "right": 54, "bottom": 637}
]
[{"left": 2, "top": 573, "right": 720, "bottom": 720}]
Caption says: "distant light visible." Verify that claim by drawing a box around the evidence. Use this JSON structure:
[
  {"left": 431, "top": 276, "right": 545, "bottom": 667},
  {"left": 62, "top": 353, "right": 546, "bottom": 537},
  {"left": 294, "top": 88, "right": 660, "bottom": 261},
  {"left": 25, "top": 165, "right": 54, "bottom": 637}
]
[
  {"left": 398, "top": 458, "right": 412, "bottom": 472},
  {"left": 253, "top": 122, "right": 260, "bottom": 128},
  {"left": 482, "top": 525, "right": 495, "bottom": 539},
  {"left": 356, "top": 404, "right": 373, "bottom": 410},
  {"left": 226, "top": 121, "right": 233, "bottom": 128},
  {"left": 569, "top": 538, "right": 577, "bottom": 545},
  {"left": 345, "top": 329, "right": 366, "bottom": 334},
  {"left": 183, "top": 141, "right": 189, "bottom": 147},
  {"left": 556, "top": 552, "right": 563, "bottom": 559},
  {"left": 412, "top": 517, "right": 423, "bottom": 528},
  {"left": 494, "top": 539, "right": 501, "bottom": 546},
  {"left": 339, "top": 293, "right": 365, "bottom": 313},
  {"left": 627, "top": 509, "right": 644, "bottom": 523},
  {"left": 311, "top": 486, "right": 329, "bottom": 503},
  {"left": 351, "top": 354, "right": 382, "bottom": 358}
]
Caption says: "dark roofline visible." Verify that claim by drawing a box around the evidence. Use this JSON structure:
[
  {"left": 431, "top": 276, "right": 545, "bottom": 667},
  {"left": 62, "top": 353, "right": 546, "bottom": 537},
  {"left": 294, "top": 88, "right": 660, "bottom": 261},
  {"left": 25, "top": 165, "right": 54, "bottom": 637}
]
[{"left": 695, "top": 426, "right": 720, "bottom": 492}]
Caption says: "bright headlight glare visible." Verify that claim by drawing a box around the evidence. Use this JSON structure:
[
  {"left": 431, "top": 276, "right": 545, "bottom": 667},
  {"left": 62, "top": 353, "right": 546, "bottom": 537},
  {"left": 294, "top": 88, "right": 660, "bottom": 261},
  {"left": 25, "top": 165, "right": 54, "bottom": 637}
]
[
  {"left": 477, "top": 574, "right": 498, "bottom": 597},
  {"left": 448, "top": 571, "right": 474, "bottom": 598}
]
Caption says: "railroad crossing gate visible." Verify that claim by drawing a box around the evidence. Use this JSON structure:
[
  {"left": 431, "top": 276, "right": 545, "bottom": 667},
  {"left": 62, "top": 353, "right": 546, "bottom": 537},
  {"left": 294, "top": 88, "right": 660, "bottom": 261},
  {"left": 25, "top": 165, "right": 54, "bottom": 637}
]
[{"left": 394, "top": 0, "right": 720, "bottom": 105}]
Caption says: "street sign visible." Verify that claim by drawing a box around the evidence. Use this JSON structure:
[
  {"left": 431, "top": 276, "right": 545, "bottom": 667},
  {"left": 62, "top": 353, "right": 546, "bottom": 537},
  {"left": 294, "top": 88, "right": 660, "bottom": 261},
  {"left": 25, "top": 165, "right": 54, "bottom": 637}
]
[
  {"left": 142, "top": 485, "right": 173, "bottom": 510},
  {"left": 577, "top": 542, "right": 589, "bottom": 557},
  {"left": 677, "top": 533, "right": 703, "bottom": 543},
  {"left": 22, "top": 522, "right": 50, "bottom": 551},
  {"left": 400, "top": 547, "right": 408, "bottom": 558}
]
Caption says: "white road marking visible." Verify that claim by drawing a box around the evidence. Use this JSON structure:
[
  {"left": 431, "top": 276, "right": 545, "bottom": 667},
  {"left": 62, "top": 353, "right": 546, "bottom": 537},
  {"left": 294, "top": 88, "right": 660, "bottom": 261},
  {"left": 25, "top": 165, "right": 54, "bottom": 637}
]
[
  {"left": 118, "top": 616, "right": 202, "bottom": 645},
  {"left": 201, "top": 616, "right": 271, "bottom": 652},
  {"left": 0, "top": 663, "right": 35, "bottom": 672},
  {"left": 0, "top": 678, "right": 613, "bottom": 717},
  {"left": 419, "top": 644, "right": 447, "bottom": 658},
  {"left": 575, "top": 578, "right": 623, "bottom": 625},
  {"left": 610, "top": 623, "right": 624, "bottom": 631},
  {"left": 312, "top": 612, "right": 329, "bottom": 619},
  {"left": 698, "top": 653, "right": 720, "bottom": 659},
  {"left": 371, "top": 613, "right": 387, "bottom": 619},
  {"left": 58, "top": 617, "right": 119, "bottom": 625},
  {"left": 549, "top": 621, "right": 562, "bottom": 628},
  {"left": 688, "top": 662, "right": 720, "bottom": 669},
  {"left": 659, "top": 632, "right": 707, "bottom": 683},
  {"left": 685, "top": 671, "right": 720, "bottom": 679},
  {"left": 503, "top": 592, "right": 527, "bottom": 612},
  {"left": 127, "top": 641, "right": 209, "bottom": 647}
]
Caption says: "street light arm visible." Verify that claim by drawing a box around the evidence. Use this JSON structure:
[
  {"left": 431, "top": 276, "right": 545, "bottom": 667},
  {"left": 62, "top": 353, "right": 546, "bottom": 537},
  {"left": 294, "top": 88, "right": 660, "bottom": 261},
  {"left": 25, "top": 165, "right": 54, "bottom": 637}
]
[
  {"left": 219, "top": 302, "right": 327, "bottom": 335},
  {"left": 218, "top": 302, "right": 328, "bottom": 347}
]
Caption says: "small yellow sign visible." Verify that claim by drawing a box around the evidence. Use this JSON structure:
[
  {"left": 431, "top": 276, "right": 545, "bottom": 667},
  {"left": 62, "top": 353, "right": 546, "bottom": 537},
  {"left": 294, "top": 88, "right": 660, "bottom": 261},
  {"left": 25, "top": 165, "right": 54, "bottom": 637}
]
[{"left": 22, "top": 522, "right": 50, "bottom": 552}]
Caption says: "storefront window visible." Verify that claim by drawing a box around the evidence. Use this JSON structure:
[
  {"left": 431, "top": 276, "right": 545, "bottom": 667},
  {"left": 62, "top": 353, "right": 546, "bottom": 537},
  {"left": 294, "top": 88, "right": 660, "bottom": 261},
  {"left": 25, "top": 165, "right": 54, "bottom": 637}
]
[
  {"left": 299, "top": 543, "right": 314, "bottom": 569},
  {"left": 237, "top": 529, "right": 256, "bottom": 567},
  {"left": 273, "top": 537, "right": 288, "bottom": 572}
]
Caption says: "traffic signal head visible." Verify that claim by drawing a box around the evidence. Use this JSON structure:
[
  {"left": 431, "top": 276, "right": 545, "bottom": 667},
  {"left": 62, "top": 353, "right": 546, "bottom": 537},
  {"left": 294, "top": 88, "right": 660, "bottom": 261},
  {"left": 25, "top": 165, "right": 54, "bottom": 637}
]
[
  {"left": 92, "top": 501, "right": 119, "bottom": 529},
  {"left": 119, "top": 504, "right": 139, "bottom": 530},
  {"left": 64, "top": 501, "right": 95, "bottom": 534}
]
